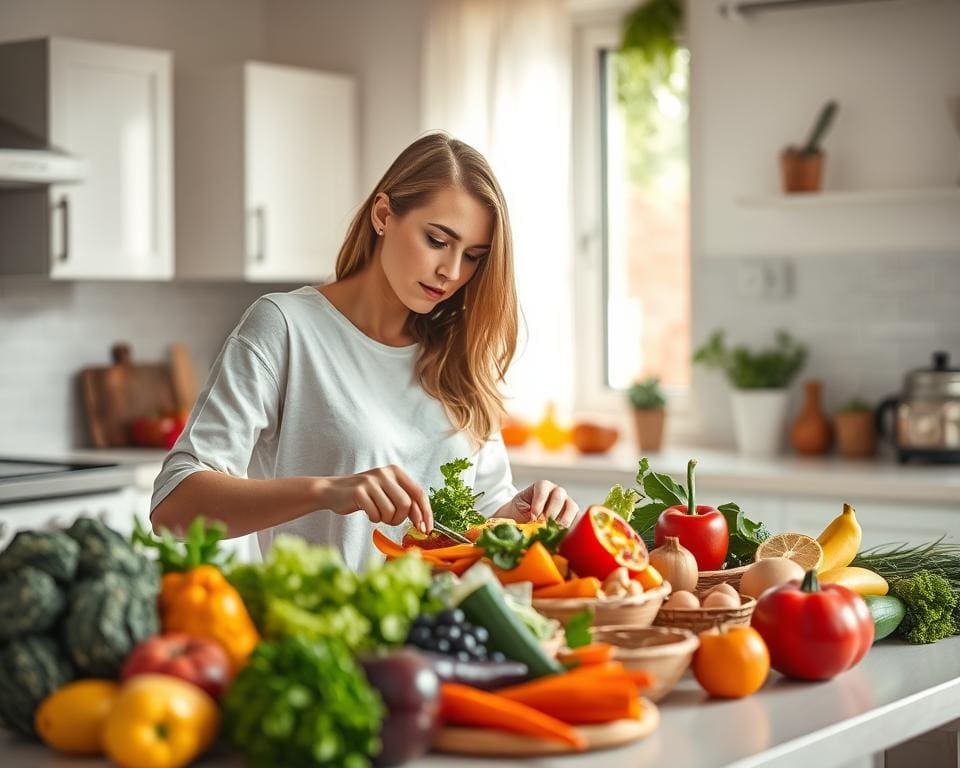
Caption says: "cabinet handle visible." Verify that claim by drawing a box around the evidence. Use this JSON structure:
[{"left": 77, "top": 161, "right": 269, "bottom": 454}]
[
  {"left": 56, "top": 196, "right": 70, "bottom": 262},
  {"left": 254, "top": 206, "right": 266, "bottom": 263}
]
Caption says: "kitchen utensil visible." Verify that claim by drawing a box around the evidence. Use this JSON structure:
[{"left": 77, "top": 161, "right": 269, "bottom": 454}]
[
  {"left": 431, "top": 520, "right": 471, "bottom": 544},
  {"left": 876, "top": 352, "right": 960, "bottom": 463}
]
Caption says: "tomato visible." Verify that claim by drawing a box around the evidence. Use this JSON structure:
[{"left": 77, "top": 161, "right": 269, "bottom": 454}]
[
  {"left": 102, "top": 674, "right": 219, "bottom": 768},
  {"left": 558, "top": 505, "right": 649, "bottom": 580},
  {"left": 693, "top": 626, "right": 770, "bottom": 698},
  {"left": 121, "top": 633, "right": 232, "bottom": 701},
  {"left": 750, "top": 569, "right": 875, "bottom": 681},
  {"left": 35, "top": 679, "right": 120, "bottom": 755},
  {"left": 571, "top": 423, "right": 619, "bottom": 454},
  {"left": 501, "top": 418, "right": 531, "bottom": 447},
  {"left": 130, "top": 412, "right": 184, "bottom": 448}
]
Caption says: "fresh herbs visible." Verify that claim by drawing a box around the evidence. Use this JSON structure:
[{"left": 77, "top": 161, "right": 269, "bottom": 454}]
[
  {"left": 429, "top": 458, "right": 486, "bottom": 533},
  {"left": 853, "top": 538, "right": 960, "bottom": 606},
  {"left": 222, "top": 636, "right": 384, "bottom": 768},
  {"left": 476, "top": 519, "right": 567, "bottom": 570},
  {"left": 609, "top": 458, "right": 769, "bottom": 569},
  {"left": 693, "top": 330, "right": 807, "bottom": 390},
  {"left": 131, "top": 515, "right": 235, "bottom": 573}
]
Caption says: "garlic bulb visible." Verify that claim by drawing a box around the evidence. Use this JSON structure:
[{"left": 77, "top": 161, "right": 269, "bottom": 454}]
[{"left": 649, "top": 536, "right": 699, "bottom": 594}]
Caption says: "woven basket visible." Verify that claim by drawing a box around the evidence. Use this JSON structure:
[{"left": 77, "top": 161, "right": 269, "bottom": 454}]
[
  {"left": 654, "top": 594, "right": 756, "bottom": 634},
  {"left": 696, "top": 564, "right": 749, "bottom": 593},
  {"left": 533, "top": 582, "right": 671, "bottom": 628},
  {"left": 590, "top": 625, "right": 699, "bottom": 702}
]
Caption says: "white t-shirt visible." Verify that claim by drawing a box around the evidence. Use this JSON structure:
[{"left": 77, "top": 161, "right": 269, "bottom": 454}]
[{"left": 150, "top": 286, "right": 517, "bottom": 570}]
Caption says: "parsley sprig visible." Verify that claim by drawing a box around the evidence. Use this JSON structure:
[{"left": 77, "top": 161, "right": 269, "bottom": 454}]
[{"left": 429, "top": 458, "right": 486, "bottom": 533}]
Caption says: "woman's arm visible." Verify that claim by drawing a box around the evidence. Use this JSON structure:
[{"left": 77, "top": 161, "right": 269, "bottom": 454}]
[{"left": 151, "top": 465, "right": 434, "bottom": 538}]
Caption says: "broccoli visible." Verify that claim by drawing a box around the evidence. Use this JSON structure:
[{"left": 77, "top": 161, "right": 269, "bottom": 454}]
[{"left": 891, "top": 571, "right": 958, "bottom": 644}]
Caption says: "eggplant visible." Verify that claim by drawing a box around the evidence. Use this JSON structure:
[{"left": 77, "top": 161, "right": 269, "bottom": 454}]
[{"left": 417, "top": 650, "right": 529, "bottom": 690}]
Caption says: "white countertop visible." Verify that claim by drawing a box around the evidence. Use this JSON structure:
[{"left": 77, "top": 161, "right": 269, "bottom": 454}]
[
  {"left": 508, "top": 444, "right": 960, "bottom": 505},
  {"left": 3, "top": 637, "right": 960, "bottom": 768}
]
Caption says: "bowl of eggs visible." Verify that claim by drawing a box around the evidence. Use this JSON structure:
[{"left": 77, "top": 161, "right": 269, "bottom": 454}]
[{"left": 653, "top": 581, "right": 756, "bottom": 634}]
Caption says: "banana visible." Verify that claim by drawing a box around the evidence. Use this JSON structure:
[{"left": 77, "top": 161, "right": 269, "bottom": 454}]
[
  {"left": 819, "top": 566, "right": 888, "bottom": 596},
  {"left": 816, "top": 503, "right": 862, "bottom": 573}
]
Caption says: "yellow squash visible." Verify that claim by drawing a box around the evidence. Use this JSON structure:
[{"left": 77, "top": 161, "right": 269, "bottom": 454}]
[
  {"left": 816, "top": 503, "right": 862, "bottom": 573},
  {"left": 35, "top": 679, "right": 119, "bottom": 755},
  {"left": 819, "top": 566, "right": 889, "bottom": 596}
]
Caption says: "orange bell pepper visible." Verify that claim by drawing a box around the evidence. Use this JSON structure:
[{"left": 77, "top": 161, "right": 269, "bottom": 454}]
[
  {"left": 159, "top": 565, "right": 259, "bottom": 672},
  {"left": 632, "top": 563, "right": 664, "bottom": 590},
  {"left": 493, "top": 542, "right": 564, "bottom": 588}
]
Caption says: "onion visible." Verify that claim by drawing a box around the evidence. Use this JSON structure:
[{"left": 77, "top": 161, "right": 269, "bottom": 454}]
[
  {"left": 649, "top": 536, "right": 699, "bottom": 594},
  {"left": 740, "top": 557, "right": 805, "bottom": 599}
]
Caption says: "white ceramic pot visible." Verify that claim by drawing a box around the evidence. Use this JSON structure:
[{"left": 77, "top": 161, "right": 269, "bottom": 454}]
[{"left": 730, "top": 388, "right": 790, "bottom": 457}]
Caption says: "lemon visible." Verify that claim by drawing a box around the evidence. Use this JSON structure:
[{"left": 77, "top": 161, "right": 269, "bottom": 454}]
[{"left": 755, "top": 532, "right": 824, "bottom": 570}]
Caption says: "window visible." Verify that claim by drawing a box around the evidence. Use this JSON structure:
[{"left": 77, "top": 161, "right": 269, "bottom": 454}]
[{"left": 573, "top": 21, "right": 691, "bottom": 422}]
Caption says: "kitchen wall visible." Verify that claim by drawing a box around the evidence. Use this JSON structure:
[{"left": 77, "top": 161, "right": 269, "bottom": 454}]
[
  {"left": 687, "top": 0, "right": 960, "bottom": 446},
  {"left": 0, "top": 0, "right": 425, "bottom": 452}
]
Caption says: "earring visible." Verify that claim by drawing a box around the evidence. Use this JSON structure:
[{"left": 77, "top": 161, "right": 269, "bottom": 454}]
[{"left": 378, "top": 228, "right": 384, "bottom": 236}]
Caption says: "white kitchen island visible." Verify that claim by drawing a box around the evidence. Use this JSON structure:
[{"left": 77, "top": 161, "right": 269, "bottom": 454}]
[{"left": 3, "top": 637, "right": 960, "bottom": 768}]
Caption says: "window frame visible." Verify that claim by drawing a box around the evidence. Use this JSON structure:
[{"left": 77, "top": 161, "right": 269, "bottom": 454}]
[{"left": 571, "top": 13, "right": 695, "bottom": 440}]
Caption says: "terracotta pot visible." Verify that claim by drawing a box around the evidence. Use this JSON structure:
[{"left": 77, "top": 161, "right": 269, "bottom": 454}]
[
  {"left": 780, "top": 148, "right": 824, "bottom": 193},
  {"left": 790, "top": 379, "right": 833, "bottom": 455},
  {"left": 633, "top": 409, "right": 665, "bottom": 452},
  {"left": 835, "top": 411, "right": 877, "bottom": 458}
]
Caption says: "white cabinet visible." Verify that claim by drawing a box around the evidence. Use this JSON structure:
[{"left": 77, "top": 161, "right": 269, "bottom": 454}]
[
  {"left": 0, "top": 37, "right": 173, "bottom": 279},
  {"left": 177, "top": 61, "right": 357, "bottom": 282}
]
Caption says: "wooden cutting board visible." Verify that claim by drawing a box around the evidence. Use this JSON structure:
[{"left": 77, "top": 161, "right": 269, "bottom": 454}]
[
  {"left": 432, "top": 699, "right": 659, "bottom": 756},
  {"left": 79, "top": 343, "right": 197, "bottom": 448}
]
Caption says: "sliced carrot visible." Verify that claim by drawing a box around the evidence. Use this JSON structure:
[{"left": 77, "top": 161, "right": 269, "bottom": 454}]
[
  {"left": 533, "top": 577, "right": 601, "bottom": 600},
  {"left": 493, "top": 542, "right": 564, "bottom": 588},
  {"left": 496, "top": 674, "right": 641, "bottom": 724},
  {"left": 561, "top": 661, "right": 657, "bottom": 691},
  {"left": 372, "top": 529, "right": 407, "bottom": 559},
  {"left": 551, "top": 553, "right": 570, "bottom": 579},
  {"left": 632, "top": 563, "right": 663, "bottom": 590},
  {"left": 418, "top": 543, "right": 480, "bottom": 561},
  {"left": 557, "top": 643, "right": 614, "bottom": 667},
  {"left": 440, "top": 683, "right": 586, "bottom": 749},
  {"left": 446, "top": 555, "right": 483, "bottom": 576}
]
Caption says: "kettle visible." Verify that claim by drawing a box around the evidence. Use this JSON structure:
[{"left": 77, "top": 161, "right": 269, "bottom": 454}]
[{"left": 877, "top": 352, "right": 960, "bottom": 463}]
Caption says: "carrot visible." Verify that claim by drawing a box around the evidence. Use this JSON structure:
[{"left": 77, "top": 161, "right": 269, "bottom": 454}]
[
  {"left": 440, "top": 683, "right": 586, "bottom": 749},
  {"left": 533, "top": 577, "right": 601, "bottom": 600},
  {"left": 493, "top": 542, "right": 564, "bottom": 588},
  {"left": 561, "top": 661, "right": 656, "bottom": 691},
  {"left": 444, "top": 555, "right": 483, "bottom": 576},
  {"left": 419, "top": 543, "right": 480, "bottom": 561},
  {"left": 495, "top": 675, "right": 641, "bottom": 724},
  {"left": 551, "top": 553, "right": 570, "bottom": 579},
  {"left": 557, "top": 642, "right": 614, "bottom": 667},
  {"left": 371, "top": 529, "right": 443, "bottom": 564}
]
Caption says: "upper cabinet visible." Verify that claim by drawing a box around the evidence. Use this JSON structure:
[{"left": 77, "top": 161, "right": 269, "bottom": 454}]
[
  {"left": 0, "top": 38, "right": 173, "bottom": 279},
  {"left": 177, "top": 62, "right": 358, "bottom": 282}
]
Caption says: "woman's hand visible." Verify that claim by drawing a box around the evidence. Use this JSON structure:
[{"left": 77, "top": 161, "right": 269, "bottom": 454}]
[
  {"left": 495, "top": 481, "right": 579, "bottom": 528},
  {"left": 316, "top": 465, "right": 434, "bottom": 532}
]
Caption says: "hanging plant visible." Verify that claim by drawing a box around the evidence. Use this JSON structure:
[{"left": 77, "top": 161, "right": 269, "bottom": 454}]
[{"left": 620, "top": 0, "right": 683, "bottom": 73}]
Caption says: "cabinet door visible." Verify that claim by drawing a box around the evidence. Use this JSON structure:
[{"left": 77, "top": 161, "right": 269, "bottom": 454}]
[
  {"left": 244, "top": 63, "right": 357, "bottom": 282},
  {"left": 48, "top": 39, "right": 173, "bottom": 280}
]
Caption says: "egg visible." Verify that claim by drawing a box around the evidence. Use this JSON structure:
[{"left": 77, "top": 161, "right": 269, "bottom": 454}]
[
  {"left": 702, "top": 590, "right": 741, "bottom": 609},
  {"left": 740, "top": 557, "right": 805, "bottom": 599},
  {"left": 705, "top": 582, "right": 739, "bottom": 600},
  {"left": 667, "top": 590, "right": 701, "bottom": 609}
]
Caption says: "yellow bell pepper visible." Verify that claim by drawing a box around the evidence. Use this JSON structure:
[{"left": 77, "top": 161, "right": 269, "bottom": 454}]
[
  {"left": 159, "top": 565, "right": 259, "bottom": 671},
  {"left": 816, "top": 503, "right": 862, "bottom": 574},
  {"left": 819, "top": 566, "right": 889, "bottom": 596},
  {"left": 102, "top": 674, "right": 219, "bottom": 768}
]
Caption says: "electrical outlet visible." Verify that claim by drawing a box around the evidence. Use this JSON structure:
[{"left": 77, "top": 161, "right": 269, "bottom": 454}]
[{"left": 735, "top": 259, "right": 793, "bottom": 299}]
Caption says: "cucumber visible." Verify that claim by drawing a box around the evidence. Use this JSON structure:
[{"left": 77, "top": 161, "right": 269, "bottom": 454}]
[
  {"left": 458, "top": 582, "right": 563, "bottom": 679},
  {"left": 864, "top": 595, "right": 906, "bottom": 641}
]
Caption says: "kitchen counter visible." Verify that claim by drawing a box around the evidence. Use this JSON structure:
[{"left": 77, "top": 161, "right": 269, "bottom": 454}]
[
  {"left": 3, "top": 637, "right": 960, "bottom": 767},
  {"left": 508, "top": 444, "right": 960, "bottom": 505}
]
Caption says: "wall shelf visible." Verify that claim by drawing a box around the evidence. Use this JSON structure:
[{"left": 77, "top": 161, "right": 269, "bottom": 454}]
[{"left": 737, "top": 186, "right": 960, "bottom": 209}]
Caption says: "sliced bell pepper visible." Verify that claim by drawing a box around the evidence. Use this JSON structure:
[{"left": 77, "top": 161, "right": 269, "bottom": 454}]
[{"left": 558, "top": 505, "right": 649, "bottom": 580}]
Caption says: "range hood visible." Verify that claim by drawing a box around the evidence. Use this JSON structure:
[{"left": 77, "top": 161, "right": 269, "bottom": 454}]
[{"left": 0, "top": 116, "right": 85, "bottom": 188}]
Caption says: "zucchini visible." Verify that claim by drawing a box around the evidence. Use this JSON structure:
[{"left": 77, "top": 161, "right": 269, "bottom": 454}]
[
  {"left": 864, "top": 595, "right": 906, "bottom": 641},
  {"left": 458, "top": 582, "right": 563, "bottom": 679}
]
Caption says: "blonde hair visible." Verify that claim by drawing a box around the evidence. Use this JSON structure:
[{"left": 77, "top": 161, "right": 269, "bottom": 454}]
[{"left": 335, "top": 132, "right": 519, "bottom": 447}]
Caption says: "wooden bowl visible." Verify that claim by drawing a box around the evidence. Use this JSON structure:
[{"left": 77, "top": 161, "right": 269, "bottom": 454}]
[
  {"left": 654, "top": 594, "right": 756, "bottom": 634},
  {"left": 533, "top": 582, "right": 671, "bottom": 628},
  {"left": 590, "top": 625, "right": 699, "bottom": 702},
  {"left": 696, "top": 564, "right": 749, "bottom": 593}
]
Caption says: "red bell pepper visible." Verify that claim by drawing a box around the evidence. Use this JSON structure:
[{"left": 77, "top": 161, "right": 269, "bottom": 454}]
[
  {"left": 654, "top": 460, "right": 728, "bottom": 571},
  {"left": 558, "top": 505, "right": 648, "bottom": 580},
  {"left": 750, "top": 569, "right": 874, "bottom": 681}
]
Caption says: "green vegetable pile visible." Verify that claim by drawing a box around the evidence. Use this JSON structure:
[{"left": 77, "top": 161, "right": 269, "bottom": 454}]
[
  {"left": 605, "top": 458, "right": 770, "bottom": 568},
  {"left": 223, "top": 636, "right": 384, "bottom": 768},
  {"left": 476, "top": 519, "right": 566, "bottom": 569},
  {"left": 429, "top": 458, "right": 485, "bottom": 532},
  {"left": 228, "top": 535, "right": 433, "bottom": 650},
  {"left": 889, "top": 571, "right": 957, "bottom": 645}
]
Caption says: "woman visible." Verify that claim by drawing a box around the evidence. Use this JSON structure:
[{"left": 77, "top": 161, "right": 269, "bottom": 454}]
[{"left": 150, "top": 132, "right": 579, "bottom": 570}]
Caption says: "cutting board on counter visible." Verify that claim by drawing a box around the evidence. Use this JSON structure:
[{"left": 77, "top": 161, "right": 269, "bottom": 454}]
[
  {"left": 432, "top": 701, "right": 660, "bottom": 756},
  {"left": 80, "top": 342, "right": 198, "bottom": 448}
]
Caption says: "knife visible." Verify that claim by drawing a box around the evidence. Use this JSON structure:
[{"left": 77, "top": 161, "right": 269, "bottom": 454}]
[{"left": 430, "top": 519, "right": 472, "bottom": 545}]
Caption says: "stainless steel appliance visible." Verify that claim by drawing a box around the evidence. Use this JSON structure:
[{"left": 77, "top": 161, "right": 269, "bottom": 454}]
[{"left": 877, "top": 352, "right": 960, "bottom": 463}]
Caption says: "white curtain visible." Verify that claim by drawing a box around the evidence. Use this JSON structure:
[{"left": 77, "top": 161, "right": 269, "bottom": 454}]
[{"left": 422, "top": 0, "right": 574, "bottom": 423}]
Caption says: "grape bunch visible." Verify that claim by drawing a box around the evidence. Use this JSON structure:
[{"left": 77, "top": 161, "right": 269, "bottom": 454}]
[{"left": 405, "top": 608, "right": 505, "bottom": 663}]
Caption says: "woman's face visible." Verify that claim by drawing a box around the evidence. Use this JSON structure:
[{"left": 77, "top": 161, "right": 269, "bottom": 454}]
[{"left": 374, "top": 186, "right": 493, "bottom": 314}]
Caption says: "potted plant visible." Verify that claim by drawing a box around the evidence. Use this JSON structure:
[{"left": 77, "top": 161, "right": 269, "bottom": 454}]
[
  {"left": 694, "top": 330, "right": 807, "bottom": 457},
  {"left": 780, "top": 100, "right": 838, "bottom": 193},
  {"left": 627, "top": 377, "right": 667, "bottom": 452},
  {"left": 835, "top": 398, "right": 877, "bottom": 459}
]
